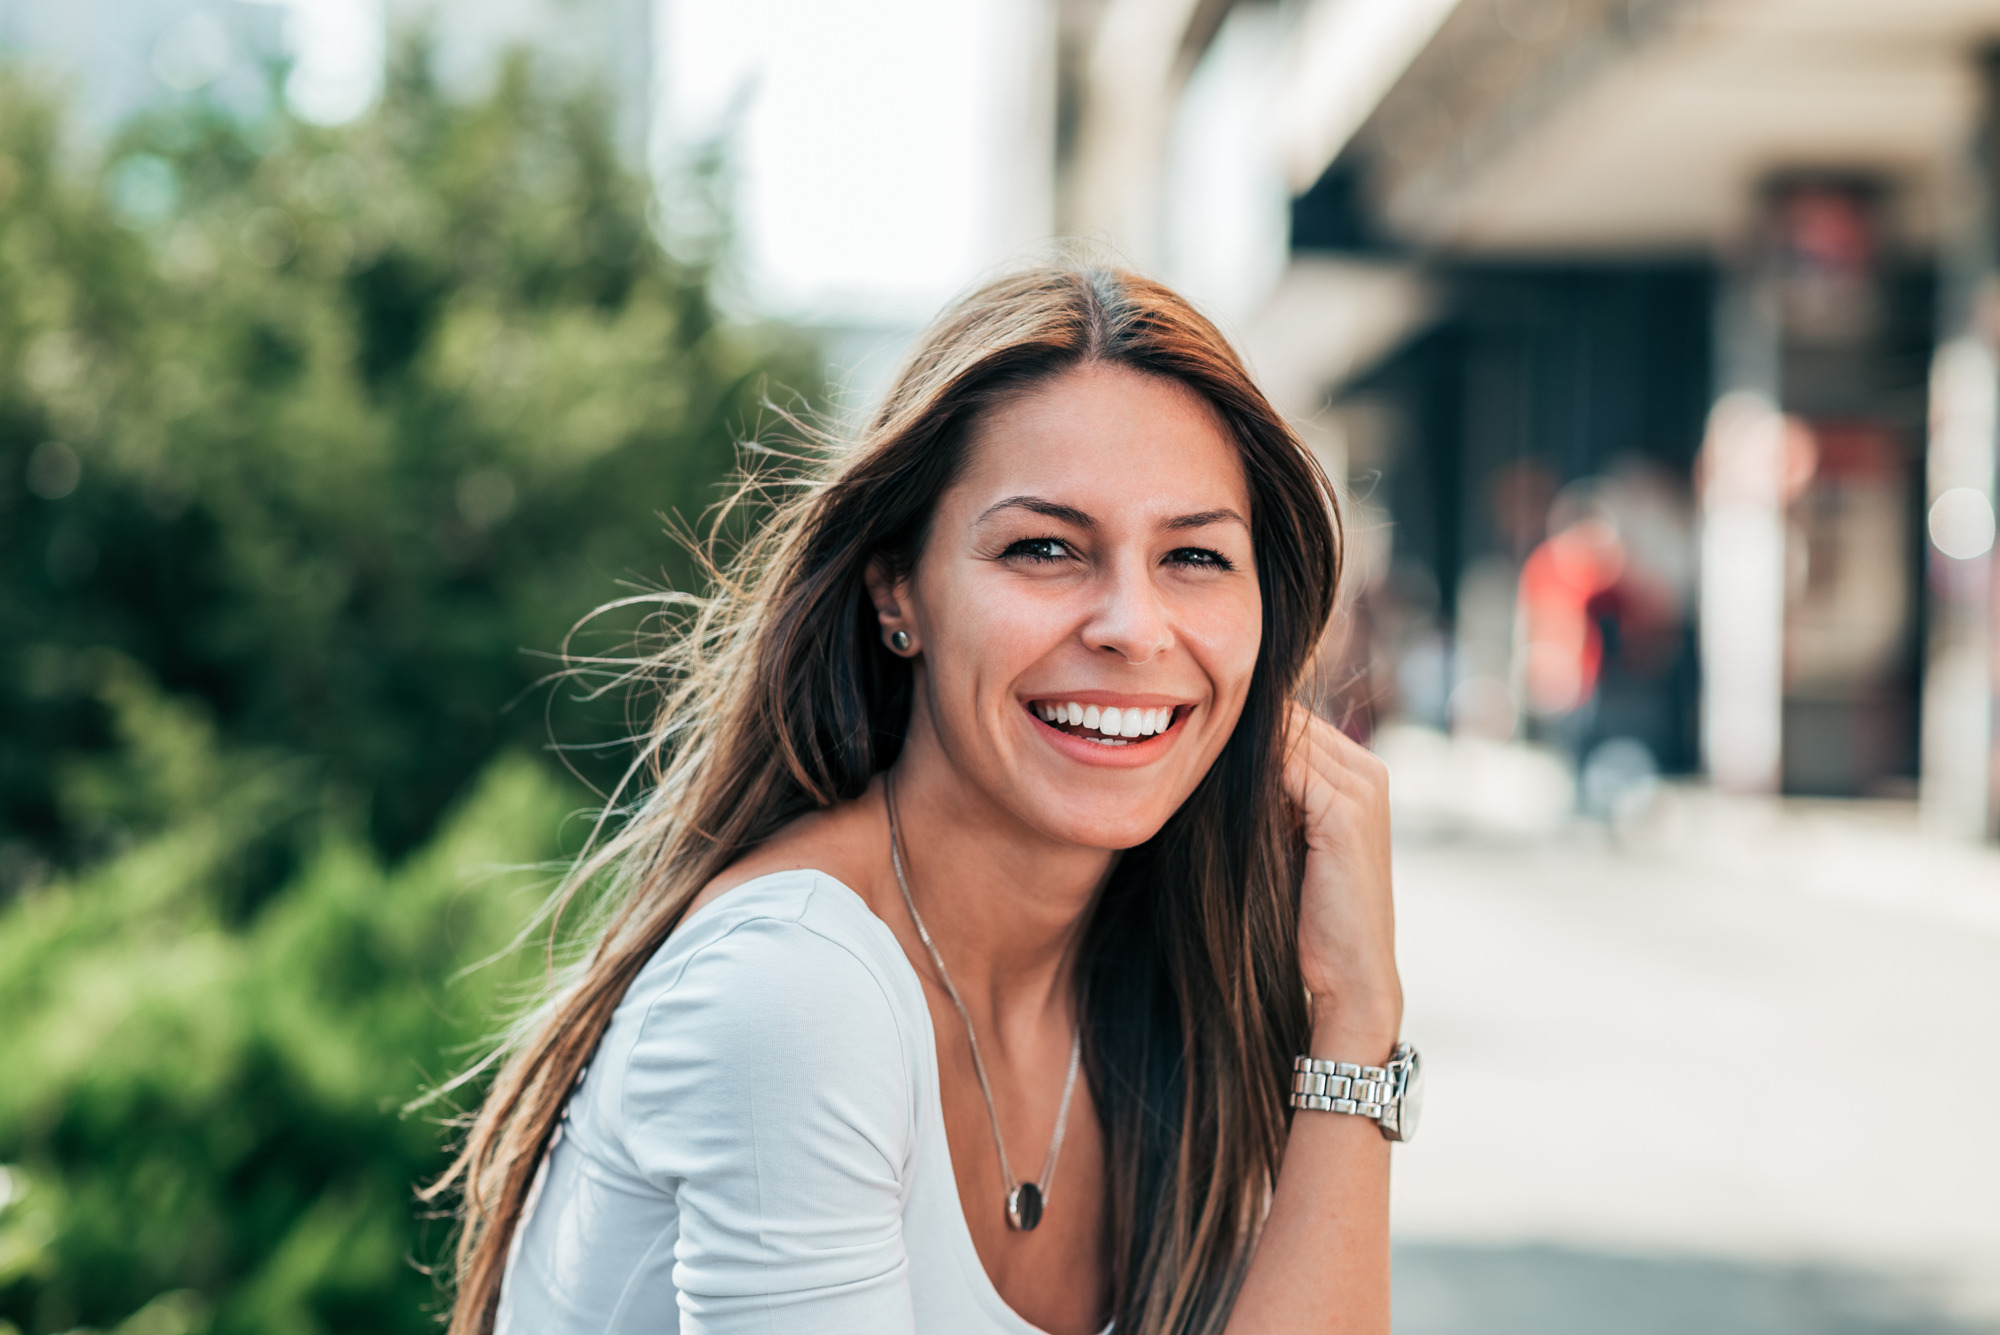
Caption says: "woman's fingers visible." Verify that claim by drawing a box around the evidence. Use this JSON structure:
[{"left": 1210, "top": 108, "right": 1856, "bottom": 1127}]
[
  {"left": 1282, "top": 742, "right": 1345, "bottom": 829},
  {"left": 1285, "top": 702, "right": 1387, "bottom": 803},
  {"left": 1280, "top": 706, "right": 1388, "bottom": 859},
  {"left": 1280, "top": 709, "right": 1343, "bottom": 821},
  {"left": 1282, "top": 701, "right": 1400, "bottom": 1020}
]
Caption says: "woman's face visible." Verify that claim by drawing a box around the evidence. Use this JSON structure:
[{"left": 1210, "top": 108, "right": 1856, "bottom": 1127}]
[{"left": 880, "top": 361, "right": 1263, "bottom": 851}]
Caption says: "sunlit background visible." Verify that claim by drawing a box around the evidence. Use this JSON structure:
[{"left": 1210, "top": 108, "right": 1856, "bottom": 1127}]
[{"left": 2, "top": 1, "right": 1997, "bottom": 1333}]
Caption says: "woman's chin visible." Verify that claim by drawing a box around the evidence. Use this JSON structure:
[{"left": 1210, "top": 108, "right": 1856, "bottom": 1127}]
[{"left": 1011, "top": 787, "right": 1180, "bottom": 853}]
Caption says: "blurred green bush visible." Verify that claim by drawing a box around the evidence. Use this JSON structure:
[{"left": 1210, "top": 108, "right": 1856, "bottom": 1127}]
[
  {"left": 2, "top": 43, "right": 816, "bottom": 879},
  {"left": 0, "top": 41, "right": 818, "bottom": 1335},
  {"left": 0, "top": 663, "right": 567, "bottom": 1334}
]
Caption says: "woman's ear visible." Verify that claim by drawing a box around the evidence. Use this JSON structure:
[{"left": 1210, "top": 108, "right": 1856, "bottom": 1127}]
[{"left": 864, "top": 556, "right": 919, "bottom": 656}]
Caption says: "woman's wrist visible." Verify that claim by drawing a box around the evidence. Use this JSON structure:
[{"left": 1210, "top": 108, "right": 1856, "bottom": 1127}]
[{"left": 1306, "top": 990, "right": 1403, "bottom": 1060}]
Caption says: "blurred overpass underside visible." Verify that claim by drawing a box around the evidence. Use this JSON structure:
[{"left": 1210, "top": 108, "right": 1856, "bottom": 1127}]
[
  {"left": 1066, "top": 0, "right": 1992, "bottom": 277},
  {"left": 1064, "top": 0, "right": 2000, "bottom": 837},
  {"left": 1301, "top": 0, "right": 1984, "bottom": 253}
]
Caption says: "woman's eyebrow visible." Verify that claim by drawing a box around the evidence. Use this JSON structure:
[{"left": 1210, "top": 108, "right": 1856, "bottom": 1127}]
[
  {"left": 976, "top": 495, "right": 1097, "bottom": 528},
  {"left": 1162, "top": 508, "right": 1248, "bottom": 532},
  {"left": 976, "top": 497, "right": 1248, "bottom": 532}
]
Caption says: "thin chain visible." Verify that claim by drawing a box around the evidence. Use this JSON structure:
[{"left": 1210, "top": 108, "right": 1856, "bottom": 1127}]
[{"left": 885, "top": 774, "right": 1084, "bottom": 1206}]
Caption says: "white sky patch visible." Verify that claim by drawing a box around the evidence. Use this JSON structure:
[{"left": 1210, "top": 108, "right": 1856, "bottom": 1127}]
[
  {"left": 264, "top": 0, "right": 1044, "bottom": 322},
  {"left": 281, "top": 0, "right": 385, "bottom": 125},
  {"left": 662, "top": 0, "right": 1014, "bottom": 325}
]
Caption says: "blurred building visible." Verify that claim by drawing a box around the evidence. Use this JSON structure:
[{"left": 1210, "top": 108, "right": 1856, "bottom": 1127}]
[{"left": 1062, "top": 0, "right": 2000, "bottom": 839}]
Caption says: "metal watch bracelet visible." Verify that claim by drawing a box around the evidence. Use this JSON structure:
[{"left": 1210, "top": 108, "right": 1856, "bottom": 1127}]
[{"left": 1288, "top": 1042, "right": 1422, "bottom": 1143}]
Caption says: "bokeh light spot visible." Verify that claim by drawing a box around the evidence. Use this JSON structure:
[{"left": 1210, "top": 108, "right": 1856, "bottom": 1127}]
[{"left": 1928, "top": 486, "right": 1996, "bottom": 560}]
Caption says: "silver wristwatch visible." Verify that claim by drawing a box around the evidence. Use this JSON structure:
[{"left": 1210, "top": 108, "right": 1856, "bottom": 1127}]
[{"left": 1289, "top": 1042, "right": 1423, "bottom": 1143}]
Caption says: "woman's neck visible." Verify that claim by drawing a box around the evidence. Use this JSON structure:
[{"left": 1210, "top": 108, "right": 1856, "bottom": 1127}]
[{"left": 884, "top": 730, "right": 1112, "bottom": 1037}]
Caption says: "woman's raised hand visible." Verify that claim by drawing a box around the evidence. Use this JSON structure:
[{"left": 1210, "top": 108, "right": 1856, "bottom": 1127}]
[{"left": 1281, "top": 702, "right": 1402, "bottom": 1050}]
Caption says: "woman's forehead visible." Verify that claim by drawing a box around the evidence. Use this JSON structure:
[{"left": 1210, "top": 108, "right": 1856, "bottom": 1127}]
[{"left": 954, "top": 363, "right": 1249, "bottom": 511}]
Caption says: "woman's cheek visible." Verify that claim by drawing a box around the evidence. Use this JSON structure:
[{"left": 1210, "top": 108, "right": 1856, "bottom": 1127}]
[
  {"left": 971, "top": 581, "right": 1083, "bottom": 658},
  {"left": 1181, "top": 587, "right": 1263, "bottom": 692}
]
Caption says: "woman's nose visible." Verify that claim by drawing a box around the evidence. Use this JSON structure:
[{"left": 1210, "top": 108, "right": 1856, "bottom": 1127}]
[{"left": 1083, "top": 556, "right": 1173, "bottom": 664}]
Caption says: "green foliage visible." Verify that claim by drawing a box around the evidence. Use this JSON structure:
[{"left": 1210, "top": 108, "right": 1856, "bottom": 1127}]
[
  {"left": 0, "top": 659, "right": 573, "bottom": 1333},
  {"left": 1, "top": 45, "right": 818, "bottom": 879},
  {"left": 0, "top": 42, "right": 820, "bottom": 1335}
]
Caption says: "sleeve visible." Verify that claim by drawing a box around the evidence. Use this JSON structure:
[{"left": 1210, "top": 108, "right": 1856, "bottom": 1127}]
[{"left": 617, "top": 913, "right": 919, "bottom": 1335}]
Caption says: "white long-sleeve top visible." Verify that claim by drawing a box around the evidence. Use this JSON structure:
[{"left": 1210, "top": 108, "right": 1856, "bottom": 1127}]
[{"left": 495, "top": 869, "right": 1062, "bottom": 1335}]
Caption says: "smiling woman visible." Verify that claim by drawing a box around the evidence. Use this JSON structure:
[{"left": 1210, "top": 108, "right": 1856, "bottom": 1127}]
[{"left": 426, "top": 266, "right": 1413, "bottom": 1335}]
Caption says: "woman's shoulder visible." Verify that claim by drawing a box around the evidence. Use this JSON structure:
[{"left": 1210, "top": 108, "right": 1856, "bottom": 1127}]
[
  {"left": 590, "top": 869, "right": 929, "bottom": 1170},
  {"left": 568, "top": 871, "right": 932, "bottom": 1191},
  {"left": 657, "top": 868, "right": 901, "bottom": 984},
  {"left": 609, "top": 869, "right": 924, "bottom": 1076}
]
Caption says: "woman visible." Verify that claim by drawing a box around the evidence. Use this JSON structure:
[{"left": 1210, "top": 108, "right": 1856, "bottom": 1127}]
[{"left": 431, "top": 265, "right": 1414, "bottom": 1335}]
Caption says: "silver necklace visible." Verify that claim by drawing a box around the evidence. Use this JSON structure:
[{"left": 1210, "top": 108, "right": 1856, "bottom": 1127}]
[{"left": 885, "top": 775, "right": 1083, "bottom": 1232}]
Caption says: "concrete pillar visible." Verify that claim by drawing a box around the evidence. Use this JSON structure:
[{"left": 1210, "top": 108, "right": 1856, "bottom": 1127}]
[
  {"left": 1062, "top": 0, "right": 1207, "bottom": 266},
  {"left": 1700, "top": 231, "right": 1786, "bottom": 793},
  {"left": 1698, "top": 389, "right": 1789, "bottom": 793},
  {"left": 1921, "top": 50, "right": 2000, "bottom": 842}
]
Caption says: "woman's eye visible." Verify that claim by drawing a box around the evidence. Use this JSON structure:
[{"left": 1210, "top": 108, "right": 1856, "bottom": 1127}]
[
  {"left": 1165, "top": 546, "right": 1235, "bottom": 571},
  {"left": 1003, "top": 537, "right": 1073, "bottom": 563}
]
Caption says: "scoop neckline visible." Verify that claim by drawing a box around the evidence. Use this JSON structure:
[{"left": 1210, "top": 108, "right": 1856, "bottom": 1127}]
[{"left": 746, "top": 869, "right": 1113, "bottom": 1335}]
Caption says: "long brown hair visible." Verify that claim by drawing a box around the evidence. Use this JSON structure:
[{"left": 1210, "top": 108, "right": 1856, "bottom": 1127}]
[{"left": 426, "top": 264, "right": 1342, "bottom": 1334}]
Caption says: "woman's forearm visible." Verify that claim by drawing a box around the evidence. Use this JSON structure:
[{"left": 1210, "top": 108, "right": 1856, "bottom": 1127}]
[{"left": 1223, "top": 1003, "right": 1400, "bottom": 1335}]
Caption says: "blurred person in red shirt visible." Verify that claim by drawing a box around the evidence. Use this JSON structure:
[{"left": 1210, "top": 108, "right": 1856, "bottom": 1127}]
[{"left": 1517, "top": 487, "right": 1687, "bottom": 786}]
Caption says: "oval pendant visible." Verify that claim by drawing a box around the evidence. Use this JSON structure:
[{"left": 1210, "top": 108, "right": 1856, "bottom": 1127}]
[{"left": 1006, "top": 1182, "right": 1044, "bottom": 1231}]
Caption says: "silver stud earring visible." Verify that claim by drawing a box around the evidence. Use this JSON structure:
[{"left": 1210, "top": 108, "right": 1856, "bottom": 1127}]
[{"left": 890, "top": 630, "right": 912, "bottom": 653}]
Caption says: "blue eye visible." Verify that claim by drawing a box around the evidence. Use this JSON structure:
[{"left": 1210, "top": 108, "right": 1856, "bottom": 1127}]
[
  {"left": 1166, "top": 547, "right": 1235, "bottom": 571},
  {"left": 1004, "top": 537, "right": 1072, "bottom": 563}
]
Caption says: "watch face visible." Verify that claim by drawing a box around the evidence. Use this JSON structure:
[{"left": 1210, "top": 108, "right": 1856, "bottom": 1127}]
[{"left": 1396, "top": 1052, "right": 1423, "bottom": 1143}]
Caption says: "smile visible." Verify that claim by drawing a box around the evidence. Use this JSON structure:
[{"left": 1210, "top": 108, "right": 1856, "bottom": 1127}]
[{"left": 1026, "top": 700, "right": 1181, "bottom": 747}]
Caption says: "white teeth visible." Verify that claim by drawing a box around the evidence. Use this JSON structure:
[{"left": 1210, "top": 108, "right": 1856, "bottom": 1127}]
[{"left": 1035, "top": 701, "right": 1175, "bottom": 739}]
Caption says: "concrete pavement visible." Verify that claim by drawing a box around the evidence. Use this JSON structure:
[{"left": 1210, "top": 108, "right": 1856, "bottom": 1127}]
[{"left": 1386, "top": 789, "right": 2000, "bottom": 1334}]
